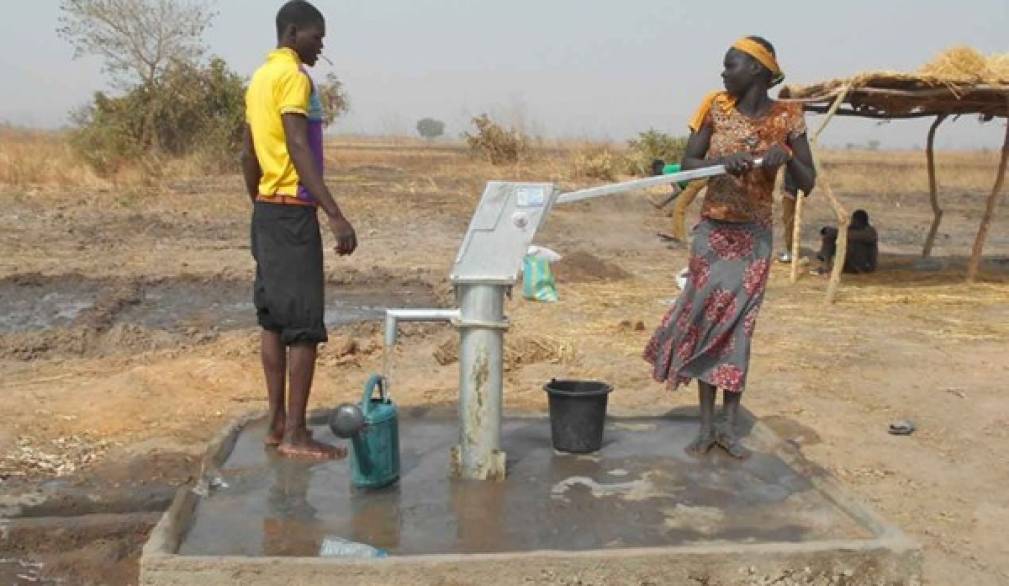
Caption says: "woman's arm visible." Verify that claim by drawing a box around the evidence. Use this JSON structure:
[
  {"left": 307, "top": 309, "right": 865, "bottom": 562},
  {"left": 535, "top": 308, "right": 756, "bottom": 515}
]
[{"left": 785, "top": 133, "right": 816, "bottom": 194}]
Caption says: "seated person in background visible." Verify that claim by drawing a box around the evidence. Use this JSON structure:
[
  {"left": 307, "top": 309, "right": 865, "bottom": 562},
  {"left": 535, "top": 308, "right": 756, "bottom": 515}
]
[{"left": 817, "top": 209, "right": 878, "bottom": 274}]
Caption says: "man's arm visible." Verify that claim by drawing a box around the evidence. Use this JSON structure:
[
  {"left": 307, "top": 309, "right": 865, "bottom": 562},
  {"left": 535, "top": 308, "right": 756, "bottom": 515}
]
[
  {"left": 281, "top": 113, "right": 357, "bottom": 255},
  {"left": 240, "top": 124, "right": 261, "bottom": 204}
]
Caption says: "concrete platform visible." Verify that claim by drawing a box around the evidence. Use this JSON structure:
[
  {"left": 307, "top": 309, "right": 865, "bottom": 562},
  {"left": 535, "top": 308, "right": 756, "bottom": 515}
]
[{"left": 141, "top": 409, "right": 921, "bottom": 585}]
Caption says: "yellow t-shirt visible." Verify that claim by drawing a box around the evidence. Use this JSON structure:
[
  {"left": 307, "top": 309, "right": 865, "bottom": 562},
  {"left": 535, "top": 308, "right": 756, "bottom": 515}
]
[{"left": 245, "top": 48, "right": 312, "bottom": 197}]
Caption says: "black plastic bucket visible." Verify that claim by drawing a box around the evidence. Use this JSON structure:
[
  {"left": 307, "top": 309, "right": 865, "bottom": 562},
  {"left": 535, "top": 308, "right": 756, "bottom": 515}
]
[{"left": 543, "top": 379, "right": 613, "bottom": 453}]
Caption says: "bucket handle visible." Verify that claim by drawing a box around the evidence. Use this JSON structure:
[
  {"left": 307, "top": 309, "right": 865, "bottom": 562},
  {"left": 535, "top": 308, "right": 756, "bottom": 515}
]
[{"left": 361, "top": 374, "right": 388, "bottom": 416}]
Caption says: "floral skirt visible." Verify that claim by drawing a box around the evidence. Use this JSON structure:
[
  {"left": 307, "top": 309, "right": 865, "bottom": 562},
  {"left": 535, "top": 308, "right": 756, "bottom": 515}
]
[{"left": 643, "top": 218, "right": 772, "bottom": 393}]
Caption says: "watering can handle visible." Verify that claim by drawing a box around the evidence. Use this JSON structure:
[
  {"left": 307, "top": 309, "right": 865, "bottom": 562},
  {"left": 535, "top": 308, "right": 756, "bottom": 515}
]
[{"left": 362, "top": 374, "right": 387, "bottom": 417}]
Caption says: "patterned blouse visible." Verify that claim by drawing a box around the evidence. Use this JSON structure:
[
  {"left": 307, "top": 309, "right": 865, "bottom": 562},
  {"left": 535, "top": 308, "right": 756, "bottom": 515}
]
[{"left": 698, "top": 100, "right": 807, "bottom": 225}]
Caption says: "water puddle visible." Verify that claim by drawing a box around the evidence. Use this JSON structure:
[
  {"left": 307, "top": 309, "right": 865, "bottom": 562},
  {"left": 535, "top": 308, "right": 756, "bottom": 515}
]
[
  {"left": 0, "top": 277, "right": 102, "bottom": 333},
  {"left": 117, "top": 280, "right": 436, "bottom": 332},
  {"left": 0, "top": 275, "right": 438, "bottom": 335}
]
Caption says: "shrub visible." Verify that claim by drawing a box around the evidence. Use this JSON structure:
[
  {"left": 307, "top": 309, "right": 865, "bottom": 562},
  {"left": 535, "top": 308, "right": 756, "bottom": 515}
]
[
  {"left": 464, "top": 114, "right": 529, "bottom": 165},
  {"left": 625, "top": 129, "right": 688, "bottom": 176},
  {"left": 70, "top": 57, "right": 246, "bottom": 175},
  {"left": 572, "top": 146, "right": 623, "bottom": 181},
  {"left": 416, "top": 118, "right": 445, "bottom": 140}
]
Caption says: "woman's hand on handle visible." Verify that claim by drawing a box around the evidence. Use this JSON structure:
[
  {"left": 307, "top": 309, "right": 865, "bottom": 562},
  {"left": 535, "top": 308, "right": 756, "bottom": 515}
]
[
  {"left": 722, "top": 152, "right": 756, "bottom": 176},
  {"left": 762, "top": 144, "right": 792, "bottom": 170}
]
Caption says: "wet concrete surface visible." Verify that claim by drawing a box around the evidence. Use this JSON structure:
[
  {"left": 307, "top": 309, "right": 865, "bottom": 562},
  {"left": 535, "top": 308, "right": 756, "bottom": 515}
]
[
  {"left": 180, "top": 412, "right": 868, "bottom": 557},
  {"left": 0, "top": 276, "right": 437, "bottom": 334}
]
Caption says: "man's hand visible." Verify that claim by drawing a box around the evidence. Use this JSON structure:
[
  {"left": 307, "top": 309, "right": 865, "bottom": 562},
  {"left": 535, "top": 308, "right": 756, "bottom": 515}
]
[
  {"left": 327, "top": 215, "right": 357, "bottom": 256},
  {"left": 762, "top": 144, "right": 792, "bottom": 170},
  {"left": 722, "top": 152, "right": 756, "bottom": 176}
]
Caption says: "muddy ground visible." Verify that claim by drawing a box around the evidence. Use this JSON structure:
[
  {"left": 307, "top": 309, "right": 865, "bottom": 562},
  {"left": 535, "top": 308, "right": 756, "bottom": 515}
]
[{"left": 1, "top": 141, "right": 1008, "bottom": 585}]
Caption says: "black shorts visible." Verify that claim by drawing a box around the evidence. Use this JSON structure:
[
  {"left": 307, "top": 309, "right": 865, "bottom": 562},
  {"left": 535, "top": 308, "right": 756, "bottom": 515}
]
[{"left": 251, "top": 202, "right": 327, "bottom": 345}]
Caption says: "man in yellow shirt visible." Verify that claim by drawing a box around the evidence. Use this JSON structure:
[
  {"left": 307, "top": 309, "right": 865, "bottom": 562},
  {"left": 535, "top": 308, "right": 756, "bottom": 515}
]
[{"left": 241, "top": 0, "right": 356, "bottom": 460}]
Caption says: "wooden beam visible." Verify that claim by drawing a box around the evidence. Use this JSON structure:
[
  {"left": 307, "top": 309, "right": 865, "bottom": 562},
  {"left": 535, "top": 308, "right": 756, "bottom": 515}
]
[
  {"left": 788, "top": 84, "right": 1009, "bottom": 101},
  {"left": 789, "top": 192, "right": 804, "bottom": 284},
  {"left": 842, "top": 86, "right": 1009, "bottom": 98},
  {"left": 801, "top": 107, "right": 997, "bottom": 120},
  {"left": 922, "top": 115, "right": 947, "bottom": 257},
  {"left": 967, "top": 105, "right": 1009, "bottom": 282}
]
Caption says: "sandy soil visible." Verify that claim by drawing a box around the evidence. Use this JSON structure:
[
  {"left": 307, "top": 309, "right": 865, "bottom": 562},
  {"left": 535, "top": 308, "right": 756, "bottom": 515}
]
[{"left": 1, "top": 141, "right": 1007, "bottom": 585}]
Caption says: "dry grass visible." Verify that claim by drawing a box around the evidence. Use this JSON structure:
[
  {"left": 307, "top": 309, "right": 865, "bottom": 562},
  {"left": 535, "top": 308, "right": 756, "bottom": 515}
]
[
  {"left": 571, "top": 145, "right": 625, "bottom": 181},
  {"left": 919, "top": 46, "right": 1009, "bottom": 84},
  {"left": 1, "top": 129, "right": 1002, "bottom": 213},
  {"left": 0, "top": 126, "right": 240, "bottom": 193},
  {"left": 0, "top": 126, "right": 107, "bottom": 190},
  {"left": 432, "top": 333, "right": 577, "bottom": 370},
  {"left": 818, "top": 149, "right": 1001, "bottom": 198}
]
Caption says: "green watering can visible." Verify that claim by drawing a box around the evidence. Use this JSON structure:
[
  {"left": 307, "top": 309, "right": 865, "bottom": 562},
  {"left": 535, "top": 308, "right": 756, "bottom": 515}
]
[{"left": 344, "top": 375, "right": 400, "bottom": 489}]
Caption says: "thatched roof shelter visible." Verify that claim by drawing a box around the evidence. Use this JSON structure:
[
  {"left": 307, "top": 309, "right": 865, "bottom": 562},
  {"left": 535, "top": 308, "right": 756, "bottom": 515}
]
[
  {"left": 780, "top": 76, "right": 1009, "bottom": 120},
  {"left": 774, "top": 47, "right": 1009, "bottom": 298}
]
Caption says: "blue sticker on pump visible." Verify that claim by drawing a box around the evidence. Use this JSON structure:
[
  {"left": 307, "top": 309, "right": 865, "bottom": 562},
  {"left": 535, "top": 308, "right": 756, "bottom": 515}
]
[{"left": 515, "top": 187, "right": 545, "bottom": 208}]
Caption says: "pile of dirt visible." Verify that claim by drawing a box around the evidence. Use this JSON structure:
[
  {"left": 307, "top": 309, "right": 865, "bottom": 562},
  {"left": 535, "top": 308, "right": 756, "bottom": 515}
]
[
  {"left": 0, "top": 324, "right": 204, "bottom": 361},
  {"left": 433, "top": 334, "right": 576, "bottom": 371},
  {"left": 553, "top": 251, "right": 632, "bottom": 283},
  {"left": 0, "top": 435, "right": 110, "bottom": 480}
]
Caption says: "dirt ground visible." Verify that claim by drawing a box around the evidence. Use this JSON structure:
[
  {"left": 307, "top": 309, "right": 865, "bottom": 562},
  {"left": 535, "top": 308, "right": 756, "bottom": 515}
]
[{"left": 1, "top": 139, "right": 1008, "bottom": 585}]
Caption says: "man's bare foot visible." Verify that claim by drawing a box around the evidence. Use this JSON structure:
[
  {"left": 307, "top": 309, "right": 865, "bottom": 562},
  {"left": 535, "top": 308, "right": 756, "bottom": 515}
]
[
  {"left": 277, "top": 436, "right": 346, "bottom": 460},
  {"left": 685, "top": 430, "right": 716, "bottom": 457},
  {"left": 715, "top": 430, "right": 751, "bottom": 460},
  {"left": 265, "top": 425, "right": 313, "bottom": 448},
  {"left": 264, "top": 414, "right": 286, "bottom": 447}
]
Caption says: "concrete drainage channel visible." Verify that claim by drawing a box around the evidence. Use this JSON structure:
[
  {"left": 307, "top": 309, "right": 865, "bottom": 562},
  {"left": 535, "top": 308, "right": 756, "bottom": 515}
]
[{"left": 139, "top": 409, "right": 921, "bottom": 586}]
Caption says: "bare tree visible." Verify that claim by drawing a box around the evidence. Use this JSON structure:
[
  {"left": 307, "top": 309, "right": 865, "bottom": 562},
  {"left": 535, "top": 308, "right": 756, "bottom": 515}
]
[
  {"left": 317, "top": 73, "right": 350, "bottom": 127},
  {"left": 58, "top": 0, "right": 217, "bottom": 150},
  {"left": 58, "top": 0, "right": 216, "bottom": 88}
]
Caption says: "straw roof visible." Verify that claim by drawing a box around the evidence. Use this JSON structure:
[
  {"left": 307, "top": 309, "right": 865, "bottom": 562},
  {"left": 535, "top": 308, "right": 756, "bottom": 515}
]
[{"left": 780, "top": 47, "right": 1009, "bottom": 120}]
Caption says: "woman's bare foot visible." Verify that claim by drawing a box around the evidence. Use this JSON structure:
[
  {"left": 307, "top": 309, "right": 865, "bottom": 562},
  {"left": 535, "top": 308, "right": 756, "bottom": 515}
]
[
  {"left": 715, "top": 429, "right": 751, "bottom": 460},
  {"left": 685, "top": 430, "right": 717, "bottom": 457}
]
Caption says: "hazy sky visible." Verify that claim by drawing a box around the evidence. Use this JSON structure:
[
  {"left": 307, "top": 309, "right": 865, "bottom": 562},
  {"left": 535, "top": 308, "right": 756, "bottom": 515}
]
[{"left": 2, "top": 0, "right": 1007, "bottom": 149}]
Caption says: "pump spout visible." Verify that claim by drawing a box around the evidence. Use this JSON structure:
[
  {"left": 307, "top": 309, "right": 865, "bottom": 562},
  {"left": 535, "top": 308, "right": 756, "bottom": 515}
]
[{"left": 384, "top": 308, "right": 460, "bottom": 348}]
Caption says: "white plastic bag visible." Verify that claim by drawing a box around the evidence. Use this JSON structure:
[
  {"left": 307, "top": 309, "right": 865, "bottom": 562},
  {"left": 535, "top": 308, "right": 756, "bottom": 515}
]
[
  {"left": 319, "top": 536, "right": 389, "bottom": 558},
  {"left": 525, "top": 245, "right": 563, "bottom": 262}
]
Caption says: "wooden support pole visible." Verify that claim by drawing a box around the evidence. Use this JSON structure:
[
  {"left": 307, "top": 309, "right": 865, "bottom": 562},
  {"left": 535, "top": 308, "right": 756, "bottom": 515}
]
[
  {"left": 967, "top": 109, "right": 1009, "bottom": 283},
  {"left": 790, "top": 86, "right": 849, "bottom": 283},
  {"left": 791, "top": 86, "right": 852, "bottom": 302},
  {"left": 922, "top": 115, "right": 947, "bottom": 257},
  {"left": 813, "top": 156, "right": 849, "bottom": 304},
  {"left": 789, "top": 192, "right": 804, "bottom": 284}
]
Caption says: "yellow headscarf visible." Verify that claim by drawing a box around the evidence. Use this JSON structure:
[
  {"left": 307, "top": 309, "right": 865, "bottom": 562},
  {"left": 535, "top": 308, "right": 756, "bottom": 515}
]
[
  {"left": 687, "top": 38, "right": 785, "bottom": 132},
  {"left": 733, "top": 37, "right": 784, "bottom": 87}
]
